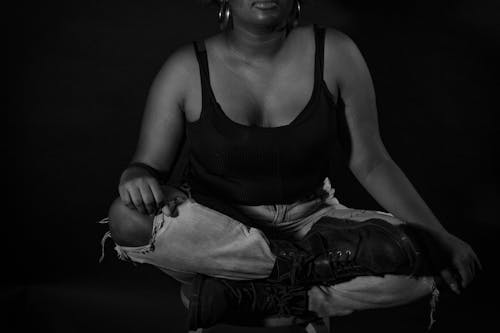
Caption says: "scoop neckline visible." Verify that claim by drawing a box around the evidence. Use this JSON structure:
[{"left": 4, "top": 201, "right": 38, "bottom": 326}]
[
  {"left": 205, "top": 27, "right": 321, "bottom": 131},
  {"left": 209, "top": 79, "right": 320, "bottom": 131}
]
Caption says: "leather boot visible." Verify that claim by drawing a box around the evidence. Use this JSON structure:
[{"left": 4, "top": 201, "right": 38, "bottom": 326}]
[
  {"left": 268, "top": 217, "right": 433, "bottom": 286},
  {"left": 187, "top": 274, "right": 315, "bottom": 330}
]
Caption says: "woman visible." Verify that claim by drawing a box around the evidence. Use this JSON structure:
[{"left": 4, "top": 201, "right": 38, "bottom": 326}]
[{"left": 103, "top": 0, "right": 481, "bottom": 330}]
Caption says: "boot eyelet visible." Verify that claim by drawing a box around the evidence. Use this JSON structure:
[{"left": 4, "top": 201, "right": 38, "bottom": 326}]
[
  {"left": 280, "top": 251, "right": 287, "bottom": 256},
  {"left": 336, "top": 250, "right": 342, "bottom": 257},
  {"left": 345, "top": 250, "right": 352, "bottom": 256}
]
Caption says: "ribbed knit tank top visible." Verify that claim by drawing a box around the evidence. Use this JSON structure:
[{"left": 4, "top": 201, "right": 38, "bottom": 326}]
[{"left": 185, "top": 25, "right": 338, "bottom": 205}]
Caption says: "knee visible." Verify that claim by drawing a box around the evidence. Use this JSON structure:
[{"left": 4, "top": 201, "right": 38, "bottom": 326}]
[{"left": 108, "top": 198, "right": 153, "bottom": 247}]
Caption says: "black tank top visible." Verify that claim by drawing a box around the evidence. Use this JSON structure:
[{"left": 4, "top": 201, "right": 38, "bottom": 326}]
[{"left": 185, "top": 25, "right": 339, "bottom": 205}]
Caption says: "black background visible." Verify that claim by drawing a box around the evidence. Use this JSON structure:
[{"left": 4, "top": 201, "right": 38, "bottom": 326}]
[{"left": 6, "top": 0, "right": 500, "bottom": 332}]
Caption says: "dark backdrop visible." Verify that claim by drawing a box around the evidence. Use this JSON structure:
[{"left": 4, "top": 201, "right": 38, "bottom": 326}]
[{"left": 6, "top": 0, "right": 499, "bottom": 332}]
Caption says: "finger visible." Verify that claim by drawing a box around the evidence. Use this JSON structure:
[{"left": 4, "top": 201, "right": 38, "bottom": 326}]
[
  {"left": 118, "top": 187, "right": 131, "bottom": 206},
  {"left": 138, "top": 185, "right": 156, "bottom": 216},
  {"left": 129, "top": 187, "right": 147, "bottom": 215},
  {"left": 441, "top": 269, "right": 460, "bottom": 294},
  {"left": 473, "top": 251, "right": 483, "bottom": 271},
  {"left": 455, "top": 258, "right": 472, "bottom": 289},
  {"left": 162, "top": 203, "right": 172, "bottom": 217},
  {"left": 120, "top": 185, "right": 139, "bottom": 210},
  {"left": 125, "top": 190, "right": 137, "bottom": 210},
  {"left": 469, "top": 259, "right": 476, "bottom": 282},
  {"left": 148, "top": 179, "right": 165, "bottom": 210},
  {"left": 469, "top": 253, "right": 478, "bottom": 278}
]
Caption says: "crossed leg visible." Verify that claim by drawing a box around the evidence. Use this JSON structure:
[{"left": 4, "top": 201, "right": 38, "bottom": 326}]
[
  {"left": 103, "top": 185, "right": 437, "bottom": 324},
  {"left": 303, "top": 205, "right": 436, "bottom": 317}
]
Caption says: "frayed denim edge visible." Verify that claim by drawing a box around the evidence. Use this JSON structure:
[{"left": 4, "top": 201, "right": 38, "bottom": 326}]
[{"left": 97, "top": 213, "right": 166, "bottom": 264}]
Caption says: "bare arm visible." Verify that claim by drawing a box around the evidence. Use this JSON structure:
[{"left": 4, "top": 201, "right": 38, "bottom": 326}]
[
  {"left": 324, "top": 29, "right": 481, "bottom": 292},
  {"left": 119, "top": 45, "right": 194, "bottom": 215},
  {"left": 132, "top": 48, "right": 192, "bottom": 171}
]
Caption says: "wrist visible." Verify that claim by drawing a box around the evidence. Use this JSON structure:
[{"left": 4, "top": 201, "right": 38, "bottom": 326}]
[
  {"left": 423, "top": 224, "right": 450, "bottom": 241},
  {"left": 407, "top": 220, "right": 448, "bottom": 238},
  {"left": 125, "top": 162, "right": 168, "bottom": 184}
]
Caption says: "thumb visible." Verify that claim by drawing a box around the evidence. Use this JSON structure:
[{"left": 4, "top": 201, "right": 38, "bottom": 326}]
[
  {"left": 161, "top": 204, "right": 172, "bottom": 217},
  {"left": 441, "top": 268, "right": 461, "bottom": 294}
]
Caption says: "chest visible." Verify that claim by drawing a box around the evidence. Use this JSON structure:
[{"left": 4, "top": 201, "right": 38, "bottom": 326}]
[{"left": 185, "top": 49, "right": 316, "bottom": 127}]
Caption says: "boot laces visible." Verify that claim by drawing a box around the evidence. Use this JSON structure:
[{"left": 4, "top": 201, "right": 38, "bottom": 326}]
[
  {"left": 320, "top": 232, "right": 364, "bottom": 276},
  {"left": 288, "top": 248, "right": 361, "bottom": 283},
  {"left": 221, "top": 281, "right": 305, "bottom": 317},
  {"left": 262, "top": 284, "right": 305, "bottom": 316},
  {"left": 331, "top": 249, "right": 355, "bottom": 269},
  {"left": 222, "top": 280, "right": 258, "bottom": 310}
]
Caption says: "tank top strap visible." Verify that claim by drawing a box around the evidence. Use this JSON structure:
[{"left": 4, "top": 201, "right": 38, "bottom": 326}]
[
  {"left": 313, "top": 24, "right": 326, "bottom": 81},
  {"left": 192, "top": 40, "right": 212, "bottom": 119}
]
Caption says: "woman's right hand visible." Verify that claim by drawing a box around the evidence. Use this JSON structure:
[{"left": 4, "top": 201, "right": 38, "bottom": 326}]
[{"left": 118, "top": 166, "right": 165, "bottom": 216}]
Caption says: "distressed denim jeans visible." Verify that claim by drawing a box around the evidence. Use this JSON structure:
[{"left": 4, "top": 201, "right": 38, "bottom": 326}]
[{"left": 100, "top": 178, "right": 438, "bottom": 327}]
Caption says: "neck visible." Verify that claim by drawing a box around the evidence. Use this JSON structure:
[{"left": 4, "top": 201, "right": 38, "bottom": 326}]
[{"left": 224, "top": 24, "right": 288, "bottom": 62}]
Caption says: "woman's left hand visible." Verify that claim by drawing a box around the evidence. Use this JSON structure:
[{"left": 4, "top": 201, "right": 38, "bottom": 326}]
[{"left": 437, "top": 231, "right": 482, "bottom": 294}]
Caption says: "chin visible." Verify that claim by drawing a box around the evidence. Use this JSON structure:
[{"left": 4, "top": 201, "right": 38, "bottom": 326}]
[
  {"left": 232, "top": 0, "right": 291, "bottom": 29},
  {"left": 247, "top": 10, "right": 288, "bottom": 28},
  {"left": 253, "top": 15, "right": 284, "bottom": 27}
]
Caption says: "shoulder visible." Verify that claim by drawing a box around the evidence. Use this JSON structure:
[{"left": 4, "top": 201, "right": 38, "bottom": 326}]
[
  {"left": 323, "top": 27, "right": 363, "bottom": 65},
  {"left": 293, "top": 25, "right": 356, "bottom": 53},
  {"left": 146, "top": 42, "right": 203, "bottom": 110},
  {"left": 324, "top": 27, "right": 354, "bottom": 48},
  {"left": 153, "top": 43, "right": 199, "bottom": 89},
  {"left": 154, "top": 32, "right": 226, "bottom": 86},
  {"left": 290, "top": 25, "right": 364, "bottom": 71},
  {"left": 321, "top": 27, "right": 371, "bottom": 88}
]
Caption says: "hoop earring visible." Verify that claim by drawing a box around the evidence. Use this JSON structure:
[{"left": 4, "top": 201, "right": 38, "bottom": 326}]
[
  {"left": 285, "top": 0, "right": 301, "bottom": 35},
  {"left": 218, "top": 0, "right": 231, "bottom": 30},
  {"left": 292, "top": 0, "right": 301, "bottom": 28}
]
